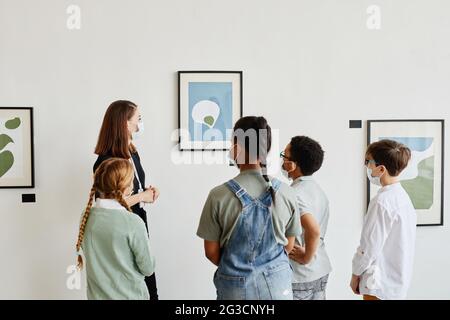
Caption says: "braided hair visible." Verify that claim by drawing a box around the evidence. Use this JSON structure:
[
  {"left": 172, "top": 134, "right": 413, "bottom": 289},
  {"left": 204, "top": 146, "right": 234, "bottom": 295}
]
[
  {"left": 232, "top": 116, "right": 275, "bottom": 203},
  {"left": 76, "top": 157, "right": 134, "bottom": 270}
]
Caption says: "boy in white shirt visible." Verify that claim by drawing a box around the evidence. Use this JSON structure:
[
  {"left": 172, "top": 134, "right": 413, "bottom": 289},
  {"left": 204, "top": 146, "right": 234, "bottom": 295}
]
[{"left": 351, "top": 139, "right": 417, "bottom": 300}]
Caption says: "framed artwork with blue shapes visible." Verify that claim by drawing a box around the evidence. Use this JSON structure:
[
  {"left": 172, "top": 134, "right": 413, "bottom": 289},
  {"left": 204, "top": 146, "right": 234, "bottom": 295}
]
[
  {"left": 0, "top": 107, "right": 35, "bottom": 188},
  {"left": 178, "top": 71, "right": 243, "bottom": 151},
  {"left": 367, "top": 119, "right": 445, "bottom": 226}
]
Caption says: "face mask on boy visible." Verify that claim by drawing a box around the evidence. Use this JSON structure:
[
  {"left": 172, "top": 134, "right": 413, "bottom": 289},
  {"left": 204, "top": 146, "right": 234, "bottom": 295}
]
[
  {"left": 281, "top": 158, "right": 296, "bottom": 181},
  {"left": 366, "top": 167, "right": 383, "bottom": 186}
]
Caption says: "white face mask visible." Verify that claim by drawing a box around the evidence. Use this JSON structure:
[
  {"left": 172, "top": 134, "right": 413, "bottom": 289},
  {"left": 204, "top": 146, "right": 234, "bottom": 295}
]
[
  {"left": 281, "top": 158, "right": 295, "bottom": 181},
  {"left": 132, "top": 120, "right": 144, "bottom": 140},
  {"left": 228, "top": 145, "right": 238, "bottom": 167},
  {"left": 366, "top": 167, "right": 382, "bottom": 186}
]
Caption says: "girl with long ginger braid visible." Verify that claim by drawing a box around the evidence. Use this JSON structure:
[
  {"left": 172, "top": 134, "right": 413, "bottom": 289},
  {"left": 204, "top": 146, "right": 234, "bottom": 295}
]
[{"left": 76, "top": 158, "right": 155, "bottom": 300}]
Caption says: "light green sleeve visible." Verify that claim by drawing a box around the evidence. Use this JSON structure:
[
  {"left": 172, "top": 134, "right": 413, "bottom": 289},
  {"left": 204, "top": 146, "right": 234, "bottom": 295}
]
[
  {"left": 196, "top": 190, "right": 222, "bottom": 242},
  {"left": 128, "top": 216, "right": 155, "bottom": 277}
]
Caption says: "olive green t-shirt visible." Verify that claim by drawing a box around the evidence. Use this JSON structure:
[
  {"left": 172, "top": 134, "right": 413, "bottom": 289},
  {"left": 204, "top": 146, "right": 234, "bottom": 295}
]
[{"left": 197, "top": 169, "right": 301, "bottom": 248}]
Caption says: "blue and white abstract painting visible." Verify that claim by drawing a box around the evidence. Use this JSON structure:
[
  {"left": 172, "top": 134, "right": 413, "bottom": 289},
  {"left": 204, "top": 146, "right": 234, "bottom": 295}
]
[{"left": 188, "top": 82, "right": 233, "bottom": 142}]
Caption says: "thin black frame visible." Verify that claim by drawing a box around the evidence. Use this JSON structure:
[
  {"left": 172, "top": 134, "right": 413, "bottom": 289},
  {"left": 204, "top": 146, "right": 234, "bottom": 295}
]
[
  {"left": 367, "top": 119, "right": 445, "bottom": 226},
  {"left": 178, "top": 71, "right": 243, "bottom": 151},
  {"left": 0, "top": 107, "right": 35, "bottom": 189}
]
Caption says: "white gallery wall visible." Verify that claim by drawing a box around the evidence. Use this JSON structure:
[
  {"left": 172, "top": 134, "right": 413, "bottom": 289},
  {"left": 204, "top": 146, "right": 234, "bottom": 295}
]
[{"left": 0, "top": 0, "right": 449, "bottom": 299}]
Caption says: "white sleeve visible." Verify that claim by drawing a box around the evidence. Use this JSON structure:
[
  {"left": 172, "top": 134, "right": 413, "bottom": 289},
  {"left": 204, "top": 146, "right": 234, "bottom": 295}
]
[
  {"left": 352, "top": 202, "right": 394, "bottom": 276},
  {"left": 296, "top": 193, "right": 313, "bottom": 216}
]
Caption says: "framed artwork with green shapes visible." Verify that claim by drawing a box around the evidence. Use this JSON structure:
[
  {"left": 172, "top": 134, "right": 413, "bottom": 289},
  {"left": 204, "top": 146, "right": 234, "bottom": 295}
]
[
  {"left": 367, "top": 119, "right": 445, "bottom": 226},
  {"left": 0, "top": 107, "right": 35, "bottom": 188}
]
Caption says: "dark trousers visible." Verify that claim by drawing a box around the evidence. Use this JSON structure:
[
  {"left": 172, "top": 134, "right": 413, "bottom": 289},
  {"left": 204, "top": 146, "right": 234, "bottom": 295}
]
[
  {"left": 133, "top": 209, "right": 158, "bottom": 300},
  {"left": 145, "top": 273, "right": 159, "bottom": 300}
]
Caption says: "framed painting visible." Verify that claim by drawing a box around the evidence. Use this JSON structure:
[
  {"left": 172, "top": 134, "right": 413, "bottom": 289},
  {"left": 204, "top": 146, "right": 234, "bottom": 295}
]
[
  {"left": 367, "top": 120, "right": 445, "bottom": 226},
  {"left": 0, "top": 107, "right": 35, "bottom": 188},
  {"left": 178, "top": 71, "right": 243, "bottom": 151}
]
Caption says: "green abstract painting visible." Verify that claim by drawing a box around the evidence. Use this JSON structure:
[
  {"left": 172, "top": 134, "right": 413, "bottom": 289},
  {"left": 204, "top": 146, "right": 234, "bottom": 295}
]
[
  {"left": 401, "top": 156, "right": 434, "bottom": 209},
  {"left": 0, "top": 117, "right": 21, "bottom": 178},
  {"left": 381, "top": 137, "right": 435, "bottom": 210},
  {"left": 0, "top": 107, "right": 34, "bottom": 188}
]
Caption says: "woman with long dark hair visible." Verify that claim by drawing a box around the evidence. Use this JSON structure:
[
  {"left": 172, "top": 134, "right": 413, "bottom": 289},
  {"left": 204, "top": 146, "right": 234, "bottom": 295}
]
[{"left": 93, "top": 100, "right": 160, "bottom": 300}]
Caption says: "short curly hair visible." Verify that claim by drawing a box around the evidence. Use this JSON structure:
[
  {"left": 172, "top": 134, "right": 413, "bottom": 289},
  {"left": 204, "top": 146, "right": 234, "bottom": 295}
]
[{"left": 289, "top": 136, "right": 324, "bottom": 176}]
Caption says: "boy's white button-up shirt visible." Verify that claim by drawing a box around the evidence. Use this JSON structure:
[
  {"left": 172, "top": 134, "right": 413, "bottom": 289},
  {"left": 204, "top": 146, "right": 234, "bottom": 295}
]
[{"left": 352, "top": 182, "right": 417, "bottom": 300}]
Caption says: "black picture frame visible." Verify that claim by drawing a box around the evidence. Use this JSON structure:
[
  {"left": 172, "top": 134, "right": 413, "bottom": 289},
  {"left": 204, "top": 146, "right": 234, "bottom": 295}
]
[
  {"left": 367, "top": 119, "right": 445, "bottom": 226},
  {"left": 178, "top": 71, "right": 243, "bottom": 151},
  {"left": 0, "top": 107, "right": 35, "bottom": 189}
]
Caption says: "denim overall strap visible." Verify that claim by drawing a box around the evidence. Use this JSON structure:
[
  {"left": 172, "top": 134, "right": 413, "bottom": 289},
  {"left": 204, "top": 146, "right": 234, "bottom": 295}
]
[
  {"left": 226, "top": 179, "right": 254, "bottom": 208},
  {"left": 215, "top": 176, "right": 293, "bottom": 300},
  {"left": 258, "top": 178, "right": 282, "bottom": 207}
]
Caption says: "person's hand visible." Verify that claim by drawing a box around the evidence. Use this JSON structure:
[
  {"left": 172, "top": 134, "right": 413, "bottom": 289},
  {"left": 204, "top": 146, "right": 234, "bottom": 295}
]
[
  {"left": 288, "top": 245, "right": 307, "bottom": 264},
  {"left": 140, "top": 188, "right": 155, "bottom": 203},
  {"left": 350, "top": 274, "right": 361, "bottom": 295},
  {"left": 149, "top": 186, "right": 160, "bottom": 202}
]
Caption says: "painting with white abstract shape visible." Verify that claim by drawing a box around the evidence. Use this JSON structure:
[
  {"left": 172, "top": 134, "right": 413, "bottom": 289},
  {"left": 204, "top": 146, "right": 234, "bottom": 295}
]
[
  {"left": 189, "top": 82, "right": 232, "bottom": 142},
  {"left": 367, "top": 120, "right": 444, "bottom": 226},
  {"left": 179, "top": 72, "right": 242, "bottom": 150}
]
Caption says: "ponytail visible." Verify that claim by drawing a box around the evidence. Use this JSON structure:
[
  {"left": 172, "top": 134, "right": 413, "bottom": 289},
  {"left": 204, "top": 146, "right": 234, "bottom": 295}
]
[{"left": 233, "top": 116, "right": 275, "bottom": 204}]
